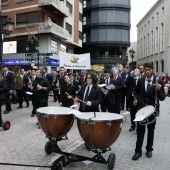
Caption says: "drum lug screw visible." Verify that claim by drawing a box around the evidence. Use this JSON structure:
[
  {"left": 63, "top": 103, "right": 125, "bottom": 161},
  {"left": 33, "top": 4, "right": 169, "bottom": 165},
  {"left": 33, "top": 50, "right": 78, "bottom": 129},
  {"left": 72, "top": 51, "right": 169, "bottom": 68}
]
[
  {"left": 54, "top": 116, "right": 58, "bottom": 120},
  {"left": 81, "top": 120, "right": 86, "bottom": 125},
  {"left": 88, "top": 120, "right": 95, "bottom": 125},
  {"left": 107, "top": 122, "right": 112, "bottom": 127}
]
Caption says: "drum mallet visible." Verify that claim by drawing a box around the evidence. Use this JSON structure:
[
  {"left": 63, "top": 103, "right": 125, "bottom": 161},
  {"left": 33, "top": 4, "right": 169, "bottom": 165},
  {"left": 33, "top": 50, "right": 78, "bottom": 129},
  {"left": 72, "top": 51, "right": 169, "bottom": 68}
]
[{"left": 65, "top": 92, "right": 87, "bottom": 104}]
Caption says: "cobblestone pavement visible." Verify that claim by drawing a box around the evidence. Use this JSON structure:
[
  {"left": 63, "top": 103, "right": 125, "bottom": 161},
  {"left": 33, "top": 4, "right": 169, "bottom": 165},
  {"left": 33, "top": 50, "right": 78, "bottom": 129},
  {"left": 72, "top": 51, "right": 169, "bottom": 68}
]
[{"left": 0, "top": 96, "right": 170, "bottom": 170}]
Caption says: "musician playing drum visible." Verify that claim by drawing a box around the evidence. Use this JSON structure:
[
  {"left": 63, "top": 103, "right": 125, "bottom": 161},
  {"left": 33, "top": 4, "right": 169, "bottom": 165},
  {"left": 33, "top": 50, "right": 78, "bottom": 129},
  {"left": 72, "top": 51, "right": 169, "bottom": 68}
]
[
  {"left": 75, "top": 73, "right": 102, "bottom": 112},
  {"left": 132, "top": 62, "right": 166, "bottom": 160}
]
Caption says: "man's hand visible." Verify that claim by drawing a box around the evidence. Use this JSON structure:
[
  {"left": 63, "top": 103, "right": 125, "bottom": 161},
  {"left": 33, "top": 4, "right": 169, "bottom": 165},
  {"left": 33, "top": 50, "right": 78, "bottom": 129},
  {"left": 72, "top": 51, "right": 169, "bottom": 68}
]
[
  {"left": 74, "top": 97, "right": 78, "bottom": 103},
  {"left": 37, "top": 84, "right": 43, "bottom": 90},
  {"left": 133, "top": 100, "right": 138, "bottom": 106},
  {"left": 9, "top": 90, "right": 13, "bottom": 94},
  {"left": 67, "top": 95, "right": 72, "bottom": 99},
  {"left": 86, "top": 101, "right": 92, "bottom": 106},
  {"left": 156, "top": 83, "right": 162, "bottom": 91}
]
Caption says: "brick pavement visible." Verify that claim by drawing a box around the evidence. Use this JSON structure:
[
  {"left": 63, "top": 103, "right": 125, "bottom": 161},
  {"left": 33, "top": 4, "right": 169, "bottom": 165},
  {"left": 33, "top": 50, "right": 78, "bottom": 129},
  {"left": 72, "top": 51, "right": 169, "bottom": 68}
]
[{"left": 0, "top": 96, "right": 170, "bottom": 170}]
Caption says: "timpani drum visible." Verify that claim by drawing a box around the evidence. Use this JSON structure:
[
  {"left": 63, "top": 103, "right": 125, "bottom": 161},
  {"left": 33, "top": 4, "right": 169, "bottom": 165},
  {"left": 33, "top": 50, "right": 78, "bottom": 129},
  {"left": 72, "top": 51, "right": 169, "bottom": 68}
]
[
  {"left": 75, "top": 112, "right": 124, "bottom": 150},
  {"left": 37, "top": 107, "right": 77, "bottom": 138}
]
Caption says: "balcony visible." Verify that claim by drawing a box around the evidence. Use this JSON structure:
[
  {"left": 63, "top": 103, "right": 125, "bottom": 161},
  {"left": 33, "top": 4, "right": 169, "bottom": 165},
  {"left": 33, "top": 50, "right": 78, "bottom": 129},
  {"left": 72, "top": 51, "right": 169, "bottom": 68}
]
[
  {"left": 38, "top": 0, "right": 69, "bottom": 17},
  {"left": 16, "top": 21, "right": 69, "bottom": 40}
]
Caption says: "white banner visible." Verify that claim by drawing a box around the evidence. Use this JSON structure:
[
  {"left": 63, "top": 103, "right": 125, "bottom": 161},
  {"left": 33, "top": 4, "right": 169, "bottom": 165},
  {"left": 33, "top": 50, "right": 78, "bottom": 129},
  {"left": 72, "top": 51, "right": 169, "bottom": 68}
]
[{"left": 60, "top": 51, "right": 91, "bottom": 70}]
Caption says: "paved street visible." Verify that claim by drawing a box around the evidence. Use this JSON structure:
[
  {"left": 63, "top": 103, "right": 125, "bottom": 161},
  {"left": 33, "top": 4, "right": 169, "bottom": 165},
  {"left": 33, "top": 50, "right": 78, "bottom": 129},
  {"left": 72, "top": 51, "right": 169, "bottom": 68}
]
[{"left": 0, "top": 96, "right": 170, "bottom": 170}]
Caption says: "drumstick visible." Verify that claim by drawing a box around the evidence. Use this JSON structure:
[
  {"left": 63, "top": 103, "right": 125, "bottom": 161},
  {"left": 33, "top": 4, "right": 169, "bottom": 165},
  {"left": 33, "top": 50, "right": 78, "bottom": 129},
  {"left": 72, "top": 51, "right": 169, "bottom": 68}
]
[{"left": 65, "top": 92, "right": 87, "bottom": 104}]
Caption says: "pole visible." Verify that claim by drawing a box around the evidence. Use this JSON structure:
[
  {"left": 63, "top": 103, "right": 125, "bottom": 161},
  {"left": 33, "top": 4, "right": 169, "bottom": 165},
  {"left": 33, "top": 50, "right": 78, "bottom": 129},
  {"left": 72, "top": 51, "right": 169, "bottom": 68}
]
[{"left": 37, "top": 50, "right": 39, "bottom": 69}]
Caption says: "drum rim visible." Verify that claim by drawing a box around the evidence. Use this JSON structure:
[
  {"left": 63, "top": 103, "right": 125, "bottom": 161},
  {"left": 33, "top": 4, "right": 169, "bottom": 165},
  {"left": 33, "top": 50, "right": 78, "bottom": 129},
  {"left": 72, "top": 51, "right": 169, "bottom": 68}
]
[
  {"left": 36, "top": 112, "right": 74, "bottom": 116},
  {"left": 136, "top": 105, "right": 155, "bottom": 117},
  {"left": 76, "top": 117, "right": 123, "bottom": 122}
]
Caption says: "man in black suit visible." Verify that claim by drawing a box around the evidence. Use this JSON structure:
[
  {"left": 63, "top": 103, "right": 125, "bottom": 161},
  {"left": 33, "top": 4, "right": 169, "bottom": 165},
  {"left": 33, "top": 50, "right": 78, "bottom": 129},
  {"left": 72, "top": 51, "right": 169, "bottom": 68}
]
[
  {"left": 16, "top": 68, "right": 29, "bottom": 109},
  {"left": 100, "top": 70, "right": 115, "bottom": 112},
  {"left": 2, "top": 65, "right": 14, "bottom": 114},
  {"left": 138, "top": 64, "right": 145, "bottom": 78},
  {"left": 126, "top": 68, "right": 140, "bottom": 132},
  {"left": 78, "top": 71, "right": 86, "bottom": 86},
  {"left": 132, "top": 62, "right": 166, "bottom": 161},
  {"left": 111, "top": 69, "right": 124, "bottom": 114},
  {"left": 69, "top": 73, "right": 79, "bottom": 92},
  {"left": 75, "top": 73, "right": 102, "bottom": 112},
  {"left": 42, "top": 67, "right": 53, "bottom": 86}
]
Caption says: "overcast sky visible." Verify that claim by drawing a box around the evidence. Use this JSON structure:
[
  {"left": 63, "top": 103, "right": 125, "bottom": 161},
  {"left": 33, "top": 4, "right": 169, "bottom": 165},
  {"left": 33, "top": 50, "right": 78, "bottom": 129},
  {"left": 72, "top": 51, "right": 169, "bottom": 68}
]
[{"left": 131, "top": 0, "right": 158, "bottom": 42}]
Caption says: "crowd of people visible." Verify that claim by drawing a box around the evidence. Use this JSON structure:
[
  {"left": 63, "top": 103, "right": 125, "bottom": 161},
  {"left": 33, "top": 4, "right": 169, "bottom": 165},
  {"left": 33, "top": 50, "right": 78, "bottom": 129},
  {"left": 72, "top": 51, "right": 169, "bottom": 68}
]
[{"left": 0, "top": 62, "right": 168, "bottom": 161}]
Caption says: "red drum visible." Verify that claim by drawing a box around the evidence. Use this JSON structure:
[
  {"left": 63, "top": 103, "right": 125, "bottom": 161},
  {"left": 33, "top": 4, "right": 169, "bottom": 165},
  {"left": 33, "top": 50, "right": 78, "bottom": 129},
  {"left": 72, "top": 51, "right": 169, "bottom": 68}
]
[
  {"left": 75, "top": 112, "right": 124, "bottom": 150},
  {"left": 37, "top": 107, "right": 77, "bottom": 138}
]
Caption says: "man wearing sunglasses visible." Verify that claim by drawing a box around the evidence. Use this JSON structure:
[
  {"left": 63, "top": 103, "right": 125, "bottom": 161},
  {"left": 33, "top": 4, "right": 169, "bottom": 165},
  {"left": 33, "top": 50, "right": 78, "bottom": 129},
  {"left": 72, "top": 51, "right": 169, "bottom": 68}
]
[{"left": 132, "top": 62, "right": 166, "bottom": 161}]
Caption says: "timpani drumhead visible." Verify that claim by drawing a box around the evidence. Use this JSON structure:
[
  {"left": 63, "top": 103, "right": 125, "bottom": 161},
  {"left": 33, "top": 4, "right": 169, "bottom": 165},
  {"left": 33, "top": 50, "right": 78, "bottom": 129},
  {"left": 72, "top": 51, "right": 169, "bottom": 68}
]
[
  {"left": 37, "top": 106, "right": 81, "bottom": 115},
  {"left": 75, "top": 112, "right": 123, "bottom": 122},
  {"left": 136, "top": 105, "right": 154, "bottom": 118}
]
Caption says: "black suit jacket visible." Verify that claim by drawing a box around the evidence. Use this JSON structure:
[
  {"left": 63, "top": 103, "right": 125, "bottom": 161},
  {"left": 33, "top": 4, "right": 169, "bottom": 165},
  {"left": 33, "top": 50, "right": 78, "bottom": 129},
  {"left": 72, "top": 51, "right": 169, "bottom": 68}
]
[
  {"left": 0, "top": 78, "right": 7, "bottom": 100},
  {"left": 134, "top": 76, "right": 166, "bottom": 112},
  {"left": 78, "top": 84, "right": 102, "bottom": 112},
  {"left": 45, "top": 73, "right": 53, "bottom": 87},
  {"left": 3, "top": 72, "right": 14, "bottom": 90}
]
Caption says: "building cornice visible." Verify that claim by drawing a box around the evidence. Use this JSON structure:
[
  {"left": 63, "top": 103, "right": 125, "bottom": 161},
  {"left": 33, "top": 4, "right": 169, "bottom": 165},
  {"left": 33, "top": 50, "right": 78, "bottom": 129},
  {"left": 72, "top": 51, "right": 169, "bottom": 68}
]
[{"left": 136, "top": 0, "right": 164, "bottom": 27}]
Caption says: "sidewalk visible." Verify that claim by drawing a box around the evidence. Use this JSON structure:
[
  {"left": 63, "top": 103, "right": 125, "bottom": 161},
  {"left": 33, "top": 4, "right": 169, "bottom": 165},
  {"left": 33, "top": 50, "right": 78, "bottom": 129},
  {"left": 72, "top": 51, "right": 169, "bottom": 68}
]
[{"left": 0, "top": 96, "right": 170, "bottom": 170}]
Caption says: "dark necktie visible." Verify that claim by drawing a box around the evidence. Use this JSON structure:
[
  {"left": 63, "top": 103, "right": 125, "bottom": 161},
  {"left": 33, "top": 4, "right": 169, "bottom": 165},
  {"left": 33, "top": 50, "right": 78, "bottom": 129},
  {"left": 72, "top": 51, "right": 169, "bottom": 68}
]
[
  {"left": 106, "top": 79, "right": 108, "bottom": 86},
  {"left": 82, "top": 86, "right": 90, "bottom": 111},
  {"left": 147, "top": 80, "right": 151, "bottom": 93},
  {"left": 134, "top": 78, "right": 137, "bottom": 87}
]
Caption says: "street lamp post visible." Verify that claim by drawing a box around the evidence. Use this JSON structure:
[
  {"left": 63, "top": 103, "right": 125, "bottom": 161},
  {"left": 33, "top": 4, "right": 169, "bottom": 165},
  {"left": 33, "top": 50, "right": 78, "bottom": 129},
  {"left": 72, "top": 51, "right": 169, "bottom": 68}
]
[
  {"left": 129, "top": 48, "right": 135, "bottom": 70},
  {"left": 25, "top": 34, "right": 39, "bottom": 69},
  {"left": 0, "top": 11, "right": 14, "bottom": 72}
]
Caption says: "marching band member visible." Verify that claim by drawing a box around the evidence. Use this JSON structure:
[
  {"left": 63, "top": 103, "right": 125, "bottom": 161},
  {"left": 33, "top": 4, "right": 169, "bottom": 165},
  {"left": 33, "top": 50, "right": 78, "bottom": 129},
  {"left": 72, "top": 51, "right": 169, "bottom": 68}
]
[
  {"left": 132, "top": 62, "right": 166, "bottom": 160},
  {"left": 100, "top": 70, "right": 115, "bottom": 112},
  {"left": 52, "top": 70, "right": 58, "bottom": 102},
  {"left": 60, "top": 75, "right": 76, "bottom": 108},
  {"left": 75, "top": 73, "right": 102, "bottom": 112},
  {"left": 126, "top": 68, "right": 140, "bottom": 132}
]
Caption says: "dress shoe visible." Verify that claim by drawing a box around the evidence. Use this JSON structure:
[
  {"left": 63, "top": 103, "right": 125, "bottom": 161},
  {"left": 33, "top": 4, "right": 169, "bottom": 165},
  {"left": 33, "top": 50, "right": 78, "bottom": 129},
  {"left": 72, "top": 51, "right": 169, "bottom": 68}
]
[
  {"left": 31, "top": 114, "right": 35, "bottom": 117},
  {"left": 36, "top": 122, "right": 39, "bottom": 125},
  {"left": 17, "top": 106, "right": 22, "bottom": 109},
  {"left": 4, "top": 111, "right": 9, "bottom": 114},
  {"left": 26, "top": 105, "right": 29, "bottom": 108},
  {"left": 146, "top": 151, "right": 152, "bottom": 158},
  {"left": 38, "top": 125, "right": 41, "bottom": 129},
  {"left": 129, "top": 127, "right": 135, "bottom": 132},
  {"left": 132, "top": 153, "right": 142, "bottom": 160}
]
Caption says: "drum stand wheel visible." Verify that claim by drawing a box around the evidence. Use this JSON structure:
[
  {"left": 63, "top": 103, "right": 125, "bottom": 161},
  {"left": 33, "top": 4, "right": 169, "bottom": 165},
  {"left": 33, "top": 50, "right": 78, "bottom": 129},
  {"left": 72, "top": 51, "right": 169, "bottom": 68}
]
[
  {"left": 2, "top": 121, "right": 11, "bottom": 131},
  {"left": 45, "top": 141, "right": 53, "bottom": 154},
  {"left": 108, "top": 153, "right": 116, "bottom": 169}
]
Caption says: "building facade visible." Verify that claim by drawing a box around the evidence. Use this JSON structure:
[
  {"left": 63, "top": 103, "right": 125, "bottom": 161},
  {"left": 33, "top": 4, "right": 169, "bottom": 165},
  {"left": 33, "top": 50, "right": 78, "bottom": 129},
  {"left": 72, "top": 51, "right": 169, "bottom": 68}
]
[
  {"left": 78, "top": 0, "right": 131, "bottom": 70},
  {"left": 1, "top": 0, "right": 82, "bottom": 70},
  {"left": 137, "top": 0, "right": 170, "bottom": 75}
]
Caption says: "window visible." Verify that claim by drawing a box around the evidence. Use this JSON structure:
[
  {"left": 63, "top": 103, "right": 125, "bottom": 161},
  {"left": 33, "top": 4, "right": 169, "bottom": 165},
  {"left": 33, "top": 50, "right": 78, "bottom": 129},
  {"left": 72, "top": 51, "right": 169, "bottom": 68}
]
[
  {"left": 155, "top": 61, "right": 158, "bottom": 73},
  {"left": 162, "top": 7, "right": 164, "bottom": 16},
  {"left": 79, "top": 31, "right": 82, "bottom": 40},
  {"left": 155, "top": 26, "right": 159, "bottom": 54},
  {"left": 141, "top": 27, "right": 143, "bottom": 33},
  {"left": 161, "top": 59, "right": 164, "bottom": 72},
  {"left": 1, "top": 0, "right": 8, "bottom": 3},
  {"left": 83, "top": 16, "right": 86, "bottom": 25},
  {"left": 156, "top": 12, "right": 159, "bottom": 21},
  {"left": 139, "top": 30, "right": 140, "bottom": 36},
  {"left": 151, "top": 30, "right": 154, "bottom": 55},
  {"left": 148, "top": 21, "right": 150, "bottom": 28},
  {"left": 66, "top": 1, "right": 72, "bottom": 14},
  {"left": 147, "top": 33, "right": 150, "bottom": 56},
  {"left": 79, "top": 13, "right": 82, "bottom": 22},
  {"left": 160, "top": 22, "right": 165, "bottom": 52},
  {"left": 66, "top": 23, "right": 72, "bottom": 35},
  {"left": 144, "top": 24, "right": 146, "bottom": 31},
  {"left": 83, "top": 33, "right": 86, "bottom": 42},
  {"left": 16, "top": 11, "right": 45, "bottom": 25},
  {"left": 141, "top": 38, "right": 143, "bottom": 58},
  {"left": 2, "top": 16, "right": 8, "bottom": 27},
  {"left": 144, "top": 36, "right": 145, "bottom": 57},
  {"left": 152, "top": 17, "right": 154, "bottom": 24}
]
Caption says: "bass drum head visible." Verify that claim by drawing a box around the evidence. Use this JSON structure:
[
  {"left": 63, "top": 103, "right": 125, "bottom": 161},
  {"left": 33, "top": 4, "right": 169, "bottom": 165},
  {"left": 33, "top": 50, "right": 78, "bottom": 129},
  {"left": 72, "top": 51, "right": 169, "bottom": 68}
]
[
  {"left": 76, "top": 112, "right": 124, "bottom": 149},
  {"left": 37, "top": 107, "right": 78, "bottom": 138},
  {"left": 136, "top": 105, "right": 155, "bottom": 118}
]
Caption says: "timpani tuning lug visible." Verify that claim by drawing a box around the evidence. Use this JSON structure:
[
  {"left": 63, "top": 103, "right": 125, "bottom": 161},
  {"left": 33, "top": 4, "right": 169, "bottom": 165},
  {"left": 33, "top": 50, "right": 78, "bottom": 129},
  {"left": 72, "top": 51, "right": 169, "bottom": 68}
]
[
  {"left": 107, "top": 121, "right": 112, "bottom": 127},
  {"left": 81, "top": 120, "right": 86, "bottom": 125},
  {"left": 88, "top": 120, "right": 95, "bottom": 125}
]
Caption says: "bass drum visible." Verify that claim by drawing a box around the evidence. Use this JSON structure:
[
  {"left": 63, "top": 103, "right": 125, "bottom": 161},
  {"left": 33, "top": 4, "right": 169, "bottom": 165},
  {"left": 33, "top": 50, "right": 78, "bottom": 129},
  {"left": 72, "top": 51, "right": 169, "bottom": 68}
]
[
  {"left": 37, "top": 107, "right": 77, "bottom": 138},
  {"left": 76, "top": 112, "right": 124, "bottom": 150}
]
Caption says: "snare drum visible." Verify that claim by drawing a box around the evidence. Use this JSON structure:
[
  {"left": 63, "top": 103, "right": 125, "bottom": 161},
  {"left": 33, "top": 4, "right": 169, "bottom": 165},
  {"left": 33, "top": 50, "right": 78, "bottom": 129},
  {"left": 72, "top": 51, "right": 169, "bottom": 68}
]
[
  {"left": 75, "top": 112, "right": 124, "bottom": 150},
  {"left": 37, "top": 107, "right": 77, "bottom": 138},
  {"left": 135, "top": 105, "right": 157, "bottom": 126}
]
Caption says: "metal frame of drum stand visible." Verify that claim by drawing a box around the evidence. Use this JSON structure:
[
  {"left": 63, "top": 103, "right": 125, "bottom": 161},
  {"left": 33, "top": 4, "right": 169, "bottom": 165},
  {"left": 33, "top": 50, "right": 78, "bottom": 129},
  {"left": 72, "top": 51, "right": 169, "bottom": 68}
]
[{"left": 45, "top": 135, "right": 116, "bottom": 170}]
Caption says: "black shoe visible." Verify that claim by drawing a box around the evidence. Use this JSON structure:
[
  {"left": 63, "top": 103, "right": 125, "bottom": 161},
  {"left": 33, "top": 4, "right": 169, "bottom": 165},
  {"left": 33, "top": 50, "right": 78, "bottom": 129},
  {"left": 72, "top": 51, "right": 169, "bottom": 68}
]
[
  {"left": 26, "top": 105, "right": 29, "bottom": 108},
  {"left": 36, "top": 122, "right": 39, "bottom": 125},
  {"left": 31, "top": 114, "right": 35, "bottom": 117},
  {"left": 129, "top": 127, "right": 135, "bottom": 132},
  {"left": 4, "top": 111, "right": 9, "bottom": 114},
  {"left": 17, "top": 106, "right": 22, "bottom": 109},
  {"left": 132, "top": 153, "right": 142, "bottom": 160},
  {"left": 38, "top": 125, "right": 41, "bottom": 129},
  {"left": 146, "top": 151, "right": 152, "bottom": 158}
]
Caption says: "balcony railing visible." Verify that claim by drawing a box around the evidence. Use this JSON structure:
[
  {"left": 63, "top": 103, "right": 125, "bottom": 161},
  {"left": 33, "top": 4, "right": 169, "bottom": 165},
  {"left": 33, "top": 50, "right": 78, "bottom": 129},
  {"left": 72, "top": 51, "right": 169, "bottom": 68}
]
[
  {"left": 16, "top": 21, "right": 69, "bottom": 39},
  {"left": 38, "top": 0, "right": 69, "bottom": 16}
]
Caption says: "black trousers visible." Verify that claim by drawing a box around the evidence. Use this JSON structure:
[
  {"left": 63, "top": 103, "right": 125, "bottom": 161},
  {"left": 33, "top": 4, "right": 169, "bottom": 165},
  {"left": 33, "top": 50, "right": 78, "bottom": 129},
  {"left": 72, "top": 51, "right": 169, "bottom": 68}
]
[
  {"left": 101, "top": 97, "right": 114, "bottom": 113},
  {"left": 53, "top": 88, "right": 58, "bottom": 101},
  {"left": 129, "top": 97, "right": 138, "bottom": 128},
  {"left": 0, "top": 101, "right": 2, "bottom": 125},
  {"left": 135, "top": 121, "right": 156, "bottom": 153},
  {"left": 5, "top": 92, "right": 11, "bottom": 111},
  {"left": 121, "top": 87, "right": 130, "bottom": 109},
  {"left": 17, "top": 89, "right": 29, "bottom": 107},
  {"left": 32, "top": 97, "right": 48, "bottom": 115}
]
